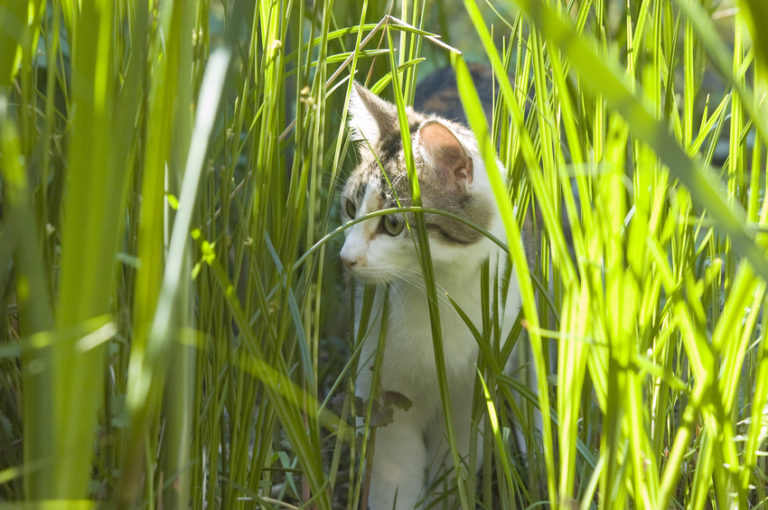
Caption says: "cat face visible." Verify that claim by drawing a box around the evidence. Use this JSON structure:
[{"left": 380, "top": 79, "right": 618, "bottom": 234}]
[{"left": 340, "top": 83, "right": 497, "bottom": 284}]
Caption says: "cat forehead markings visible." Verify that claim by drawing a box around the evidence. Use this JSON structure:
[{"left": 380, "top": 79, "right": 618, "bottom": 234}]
[
  {"left": 346, "top": 134, "right": 415, "bottom": 206},
  {"left": 345, "top": 159, "right": 387, "bottom": 205},
  {"left": 360, "top": 182, "right": 384, "bottom": 224},
  {"left": 377, "top": 119, "right": 421, "bottom": 164}
]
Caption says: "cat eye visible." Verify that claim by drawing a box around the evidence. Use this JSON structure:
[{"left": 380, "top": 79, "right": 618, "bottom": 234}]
[
  {"left": 382, "top": 214, "right": 404, "bottom": 236},
  {"left": 344, "top": 198, "right": 357, "bottom": 218}
]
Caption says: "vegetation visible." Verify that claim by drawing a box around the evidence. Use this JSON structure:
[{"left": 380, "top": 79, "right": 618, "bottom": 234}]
[{"left": 1, "top": 0, "right": 768, "bottom": 508}]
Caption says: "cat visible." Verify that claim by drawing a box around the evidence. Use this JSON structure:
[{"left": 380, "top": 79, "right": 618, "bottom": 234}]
[{"left": 340, "top": 77, "right": 524, "bottom": 510}]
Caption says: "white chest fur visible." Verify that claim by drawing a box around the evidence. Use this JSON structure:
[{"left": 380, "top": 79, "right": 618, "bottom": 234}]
[{"left": 354, "top": 256, "right": 521, "bottom": 510}]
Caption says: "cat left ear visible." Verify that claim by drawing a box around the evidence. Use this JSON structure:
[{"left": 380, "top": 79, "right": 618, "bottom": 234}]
[
  {"left": 417, "top": 121, "right": 473, "bottom": 193},
  {"left": 348, "top": 82, "right": 394, "bottom": 146}
]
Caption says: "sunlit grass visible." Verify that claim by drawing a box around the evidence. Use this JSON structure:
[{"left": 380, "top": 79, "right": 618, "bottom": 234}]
[{"left": 1, "top": 0, "right": 767, "bottom": 508}]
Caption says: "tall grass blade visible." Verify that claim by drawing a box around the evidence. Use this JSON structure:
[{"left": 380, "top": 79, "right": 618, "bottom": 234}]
[
  {"left": 737, "top": 0, "right": 768, "bottom": 78},
  {"left": 120, "top": 47, "right": 230, "bottom": 505},
  {"left": 0, "top": 94, "right": 54, "bottom": 499},
  {"left": 50, "top": 0, "right": 131, "bottom": 498},
  {"left": 452, "top": 52, "right": 557, "bottom": 506},
  {"left": 503, "top": 0, "right": 768, "bottom": 281}
]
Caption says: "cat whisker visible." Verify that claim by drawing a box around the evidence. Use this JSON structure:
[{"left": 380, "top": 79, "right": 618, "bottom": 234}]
[{"left": 387, "top": 266, "right": 453, "bottom": 308}]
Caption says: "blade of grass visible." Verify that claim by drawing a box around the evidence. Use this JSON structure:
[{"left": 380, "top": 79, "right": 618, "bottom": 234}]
[
  {"left": 0, "top": 94, "right": 54, "bottom": 499},
  {"left": 737, "top": 0, "right": 768, "bottom": 78},
  {"left": 452, "top": 52, "right": 558, "bottom": 506},
  {"left": 120, "top": 47, "right": 230, "bottom": 506},
  {"left": 51, "top": 0, "right": 130, "bottom": 497},
  {"left": 503, "top": 0, "right": 768, "bottom": 280},
  {"left": 0, "top": 0, "right": 26, "bottom": 87},
  {"left": 671, "top": 0, "right": 768, "bottom": 148}
]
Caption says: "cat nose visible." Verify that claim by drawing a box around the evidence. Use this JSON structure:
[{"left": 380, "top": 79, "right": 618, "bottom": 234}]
[
  {"left": 341, "top": 253, "right": 366, "bottom": 268},
  {"left": 340, "top": 244, "right": 366, "bottom": 268}
]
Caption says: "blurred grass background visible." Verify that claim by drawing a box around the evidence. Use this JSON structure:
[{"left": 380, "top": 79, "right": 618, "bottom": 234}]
[{"left": 1, "top": 0, "right": 768, "bottom": 508}]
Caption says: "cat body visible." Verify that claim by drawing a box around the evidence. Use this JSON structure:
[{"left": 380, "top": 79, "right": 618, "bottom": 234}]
[{"left": 341, "top": 80, "right": 522, "bottom": 510}]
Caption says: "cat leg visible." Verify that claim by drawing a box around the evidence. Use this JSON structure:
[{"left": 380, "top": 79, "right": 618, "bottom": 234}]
[
  {"left": 424, "top": 384, "right": 478, "bottom": 508},
  {"left": 368, "top": 410, "right": 427, "bottom": 510}
]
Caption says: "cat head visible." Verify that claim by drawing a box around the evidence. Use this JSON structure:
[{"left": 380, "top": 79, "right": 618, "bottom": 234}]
[{"left": 340, "top": 83, "right": 500, "bottom": 284}]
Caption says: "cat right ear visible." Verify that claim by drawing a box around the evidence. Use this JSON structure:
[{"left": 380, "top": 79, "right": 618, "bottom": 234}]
[
  {"left": 348, "top": 82, "right": 393, "bottom": 146},
  {"left": 417, "top": 120, "right": 473, "bottom": 194}
]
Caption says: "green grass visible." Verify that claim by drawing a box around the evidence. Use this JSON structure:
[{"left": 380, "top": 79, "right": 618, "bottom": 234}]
[{"left": 1, "top": 0, "right": 768, "bottom": 508}]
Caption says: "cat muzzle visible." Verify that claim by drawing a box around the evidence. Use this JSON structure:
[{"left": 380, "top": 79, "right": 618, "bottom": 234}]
[{"left": 340, "top": 252, "right": 366, "bottom": 268}]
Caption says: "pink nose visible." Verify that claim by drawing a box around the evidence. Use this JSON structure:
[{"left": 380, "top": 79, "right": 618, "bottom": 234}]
[
  {"left": 340, "top": 240, "right": 367, "bottom": 268},
  {"left": 341, "top": 254, "right": 365, "bottom": 267},
  {"left": 340, "top": 246, "right": 366, "bottom": 268}
]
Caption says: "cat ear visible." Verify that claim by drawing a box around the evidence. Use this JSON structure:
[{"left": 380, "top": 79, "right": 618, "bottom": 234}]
[
  {"left": 417, "top": 121, "right": 473, "bottom": 193},
  {"left": 348, "top": 82, "right": 394, "bottom": 145}
]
